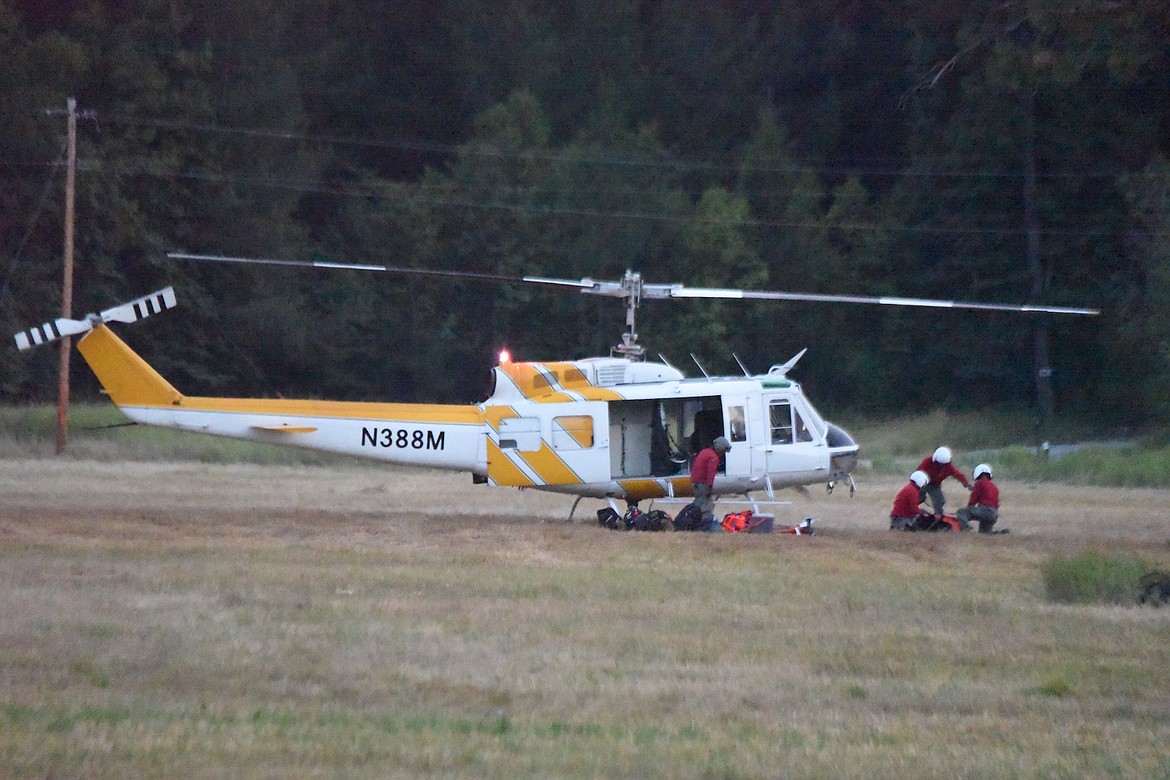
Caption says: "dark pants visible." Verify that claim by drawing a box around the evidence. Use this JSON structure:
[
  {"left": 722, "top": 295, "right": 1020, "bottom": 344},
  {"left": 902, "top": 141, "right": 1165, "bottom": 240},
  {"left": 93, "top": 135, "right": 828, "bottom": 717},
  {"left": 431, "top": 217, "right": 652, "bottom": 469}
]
[
  {"left": 921, "top": 484, "right": 946, "bottom": 516},
  {"left": 693, "top": 483, "right": 717, "bottom": 531},
  {"left": 890, "top": 515, "right": 917, "bottom": 531},
  {"left": 957, "top": 505, "right": 998, "bottom": 533}
]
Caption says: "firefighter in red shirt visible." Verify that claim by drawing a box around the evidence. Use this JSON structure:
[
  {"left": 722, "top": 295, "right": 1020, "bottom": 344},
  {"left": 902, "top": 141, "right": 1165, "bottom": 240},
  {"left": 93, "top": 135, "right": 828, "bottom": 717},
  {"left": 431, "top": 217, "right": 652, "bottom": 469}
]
[
  {"left": 890, "top": 470, "right": 929, "bottom": 530},
  {"left": 691, "top": 436, "right": 730, "bottom": 532},
  {"left": 916, "top": 446, "right": 971, "bottom": 518},
  {"left": 957, "top": 463, "right": 999, "bottom": 533}
]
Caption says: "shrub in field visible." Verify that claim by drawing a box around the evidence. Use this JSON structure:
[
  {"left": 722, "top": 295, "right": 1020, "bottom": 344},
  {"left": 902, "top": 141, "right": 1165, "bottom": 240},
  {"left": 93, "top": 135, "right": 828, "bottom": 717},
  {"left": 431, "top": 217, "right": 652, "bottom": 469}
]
[
  {"left": 1042, "top": 552, "right": 1146, "bottom": 605},
  {"left": 1036, "top": 676, "right": 1074, "bottom": 698}
]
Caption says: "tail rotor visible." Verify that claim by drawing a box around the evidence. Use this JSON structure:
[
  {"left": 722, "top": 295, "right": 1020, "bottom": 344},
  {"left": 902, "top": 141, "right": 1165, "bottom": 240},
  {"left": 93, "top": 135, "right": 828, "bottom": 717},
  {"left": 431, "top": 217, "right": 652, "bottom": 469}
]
[{"left": 13, "top": 287, "right": 176, "bottom": 351}]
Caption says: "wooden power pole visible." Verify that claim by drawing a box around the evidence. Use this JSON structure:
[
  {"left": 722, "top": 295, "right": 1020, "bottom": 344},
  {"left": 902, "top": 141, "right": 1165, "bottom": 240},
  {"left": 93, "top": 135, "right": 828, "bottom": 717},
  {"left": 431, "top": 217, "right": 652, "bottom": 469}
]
[{"left": 56, "top": 97, "right": 77, "bottom": 455}]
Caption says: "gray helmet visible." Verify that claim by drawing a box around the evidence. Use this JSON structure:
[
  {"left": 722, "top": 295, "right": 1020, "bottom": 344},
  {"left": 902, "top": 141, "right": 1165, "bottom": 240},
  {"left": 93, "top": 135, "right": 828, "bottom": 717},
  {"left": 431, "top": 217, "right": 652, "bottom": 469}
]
[{"left": 713, "top": 436, "right": 732, "bottom": 453}]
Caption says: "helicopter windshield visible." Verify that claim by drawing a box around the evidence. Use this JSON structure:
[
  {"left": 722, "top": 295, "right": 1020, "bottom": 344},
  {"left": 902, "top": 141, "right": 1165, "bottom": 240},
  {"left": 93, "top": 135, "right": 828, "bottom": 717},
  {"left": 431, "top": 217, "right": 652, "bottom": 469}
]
[{"left": 768, "top": 397, "right": 826, "bottom": 445}]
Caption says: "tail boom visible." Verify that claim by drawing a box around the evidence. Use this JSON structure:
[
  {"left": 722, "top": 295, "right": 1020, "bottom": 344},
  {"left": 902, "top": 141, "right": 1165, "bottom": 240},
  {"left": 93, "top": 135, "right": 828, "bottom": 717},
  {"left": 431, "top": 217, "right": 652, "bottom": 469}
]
[{"left": 76, "top": 324, "right": 484, "bottom": 471}]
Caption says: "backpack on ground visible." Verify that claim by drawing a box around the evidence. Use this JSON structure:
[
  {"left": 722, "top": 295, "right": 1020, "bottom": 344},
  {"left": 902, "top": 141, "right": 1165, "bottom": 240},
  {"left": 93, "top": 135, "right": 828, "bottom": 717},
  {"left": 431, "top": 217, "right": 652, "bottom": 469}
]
[
  {"left": 674, "top": 503, "right": 706, "bottom": 532},
  {"left": 911, "top": 510, "right": 960, "bottom": 533},
  {"left": 633, "top": 509, "right": 673, "bottom": 532},
  {"left": 597, "top": 507, "right": 622, "bottom": 530},
  {"left": 599, "top": 506, "right": 675, "bottom": 532}
]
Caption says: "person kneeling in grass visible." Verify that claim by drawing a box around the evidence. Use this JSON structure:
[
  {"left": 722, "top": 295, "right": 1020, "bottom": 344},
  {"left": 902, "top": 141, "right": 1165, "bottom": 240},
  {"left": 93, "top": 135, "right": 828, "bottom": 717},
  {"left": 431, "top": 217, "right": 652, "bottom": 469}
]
[
  {"left": 890, "top": 470, "right": 929, "bottom": 531},
  {"left": 957, "top": 463, "right": 999, "bottom": 533}
]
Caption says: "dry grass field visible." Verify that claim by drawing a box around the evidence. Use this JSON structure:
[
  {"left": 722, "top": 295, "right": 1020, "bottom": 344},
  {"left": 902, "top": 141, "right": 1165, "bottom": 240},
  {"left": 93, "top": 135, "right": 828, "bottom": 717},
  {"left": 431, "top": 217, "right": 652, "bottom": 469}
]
[{"left": 2, "top": 457, "right": 1169, "bottom": 778}]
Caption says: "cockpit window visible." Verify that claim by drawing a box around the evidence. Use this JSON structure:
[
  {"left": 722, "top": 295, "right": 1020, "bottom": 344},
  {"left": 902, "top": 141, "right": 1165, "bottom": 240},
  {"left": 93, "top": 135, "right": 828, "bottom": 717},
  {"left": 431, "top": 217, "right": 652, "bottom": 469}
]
[
  {"left": 771, "top": 400, "right": 820, "bottom": 445},
  {"left": 793, "top": 409, "right": 814, "bottom": 442},
  {"left": 770, "top": 401, "right": 794, "bottom": 445}
]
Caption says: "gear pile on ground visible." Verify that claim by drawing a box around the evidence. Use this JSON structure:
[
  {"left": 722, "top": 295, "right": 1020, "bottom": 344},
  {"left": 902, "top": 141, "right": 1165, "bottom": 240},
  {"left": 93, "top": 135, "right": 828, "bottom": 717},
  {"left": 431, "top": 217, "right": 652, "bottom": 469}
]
[
  {"left": 597, "top": 507, "right": 674, "bottom": 532},
  {"left": 598, "top": 507, "right": 813, "bottom": 534}
]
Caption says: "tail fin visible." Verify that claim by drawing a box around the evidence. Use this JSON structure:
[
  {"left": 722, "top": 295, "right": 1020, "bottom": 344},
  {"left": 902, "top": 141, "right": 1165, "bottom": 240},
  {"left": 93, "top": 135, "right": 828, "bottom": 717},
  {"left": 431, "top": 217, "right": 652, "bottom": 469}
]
[
  {"left": 13, "top": 286, "right": 182, "bottom": 406},
  {"left": 76, "top": 324, "right": 183, "bottom": 407}
]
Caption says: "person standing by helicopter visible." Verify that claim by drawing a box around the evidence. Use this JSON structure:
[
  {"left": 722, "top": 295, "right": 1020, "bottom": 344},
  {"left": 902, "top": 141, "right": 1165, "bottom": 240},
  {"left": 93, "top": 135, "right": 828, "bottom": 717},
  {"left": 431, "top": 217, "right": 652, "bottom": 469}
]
[
  {"left": 956, "top": 463, "right": 999, "bottom": 533},
  {"left": 916, "top": 446, "right": 971, "bottom": 518},
  {"left": 890, "top": 470, "right": 929, "bottom": 530},
  {"left": 691, "top": 436, "right": 731, "bottom": 532}
]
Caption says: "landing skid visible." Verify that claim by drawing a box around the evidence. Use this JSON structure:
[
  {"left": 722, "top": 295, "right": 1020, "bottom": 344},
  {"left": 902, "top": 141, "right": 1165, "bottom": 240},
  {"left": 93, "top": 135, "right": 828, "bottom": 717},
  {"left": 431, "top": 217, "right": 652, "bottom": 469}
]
[{"left": 567, "top": 495, "right": 626, "bottom": 523}]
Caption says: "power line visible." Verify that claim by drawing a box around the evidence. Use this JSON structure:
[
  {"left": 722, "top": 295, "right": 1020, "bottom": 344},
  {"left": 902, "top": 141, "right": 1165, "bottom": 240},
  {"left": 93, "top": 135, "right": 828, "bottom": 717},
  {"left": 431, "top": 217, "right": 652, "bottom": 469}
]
[
  {"left": 65, "top": 155, "right": 1164, "bottom": 239},
  {"left": 6, "top": 151, "right": 1159, "bottom": 240},
  {"left": 97, "top": 113, "right": 1159, "bottom": 182},
  {"left": 6, "top": 117, "right": 1164, "bottom": 246}
]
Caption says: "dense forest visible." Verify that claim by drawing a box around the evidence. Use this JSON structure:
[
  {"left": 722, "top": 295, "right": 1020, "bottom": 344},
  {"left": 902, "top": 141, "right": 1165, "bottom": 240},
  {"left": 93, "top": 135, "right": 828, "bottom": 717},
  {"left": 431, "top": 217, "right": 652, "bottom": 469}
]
[{"left": 2, "top": 1, "right": 1169, "bottom": 427}]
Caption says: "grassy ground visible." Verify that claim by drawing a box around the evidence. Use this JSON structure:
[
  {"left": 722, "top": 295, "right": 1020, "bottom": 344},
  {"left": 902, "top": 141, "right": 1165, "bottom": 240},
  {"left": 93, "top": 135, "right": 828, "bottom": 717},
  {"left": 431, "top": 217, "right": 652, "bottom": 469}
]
[
  {"left": 1, "top": 452, "right": 1169, "bottom": 778},
  {"left": 845, "top": 408, "right": 1170, "bottom": 487}
]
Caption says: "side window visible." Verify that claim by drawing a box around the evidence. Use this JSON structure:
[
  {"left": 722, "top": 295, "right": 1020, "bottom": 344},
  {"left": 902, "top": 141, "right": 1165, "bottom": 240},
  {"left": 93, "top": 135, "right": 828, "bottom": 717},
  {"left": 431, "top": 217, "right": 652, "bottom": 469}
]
[
  {"left": 728, "top": 406, "right": 747, "bottom": 443},
  {"left": 793, "top": 409, "right": 814, "bottom": 442},
  {"left": 552, "top": 415, "right": 594, "bottom": 450},
  {"left": 769, "top": 401, "right": 793, "bottom": 445},
  {"left": 498, "top": 417, "right": 541, "bottom": 451}
]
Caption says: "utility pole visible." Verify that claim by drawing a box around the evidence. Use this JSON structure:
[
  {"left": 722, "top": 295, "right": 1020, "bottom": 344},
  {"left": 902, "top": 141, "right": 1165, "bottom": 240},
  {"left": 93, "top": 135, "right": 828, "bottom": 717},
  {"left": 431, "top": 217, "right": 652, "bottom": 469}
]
[
  {"left": 1019, "top": 88, "right": 1055, "bottom": 433},
  {"left": 56, "top": 97, "right": 77, "bottom": 455}
]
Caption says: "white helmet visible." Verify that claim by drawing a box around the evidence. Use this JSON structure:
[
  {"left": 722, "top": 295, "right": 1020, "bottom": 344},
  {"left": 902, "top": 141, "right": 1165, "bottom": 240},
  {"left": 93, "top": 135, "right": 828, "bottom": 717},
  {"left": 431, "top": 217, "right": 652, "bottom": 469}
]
[
  {"left": 910, "top": 470, "right": 929, "bottom": 488},
  {"left": 973, "top": 463, "right": 992, "bottom": 480},
  {"left": 933, "top": 446, "right": 952, "bottom": 464}
]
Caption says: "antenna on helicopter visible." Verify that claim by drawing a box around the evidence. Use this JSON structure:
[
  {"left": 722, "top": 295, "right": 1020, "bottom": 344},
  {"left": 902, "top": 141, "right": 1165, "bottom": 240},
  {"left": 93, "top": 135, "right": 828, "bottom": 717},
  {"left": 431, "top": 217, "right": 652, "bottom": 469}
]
[
  {"left": 690, "top": 354, "right": 711, "bottom": 379},
  {"left": 769, "top": 348, "right": 808, "bottom": 378},
  {"left": 733, "top": 353, "right": 753, "bottom": 378}
]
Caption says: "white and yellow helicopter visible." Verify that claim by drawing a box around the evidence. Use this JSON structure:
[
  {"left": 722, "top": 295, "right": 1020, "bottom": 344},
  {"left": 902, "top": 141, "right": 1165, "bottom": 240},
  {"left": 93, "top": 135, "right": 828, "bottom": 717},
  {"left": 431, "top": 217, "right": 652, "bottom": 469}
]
[{"left": 13, "top": 255, "right": 1098, "bottom": 518}]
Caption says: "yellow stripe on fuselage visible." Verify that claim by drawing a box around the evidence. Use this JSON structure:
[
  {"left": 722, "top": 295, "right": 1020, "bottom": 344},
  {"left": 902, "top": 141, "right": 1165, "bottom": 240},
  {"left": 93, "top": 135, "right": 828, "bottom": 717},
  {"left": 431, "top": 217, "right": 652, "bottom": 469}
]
[
  {"left": 496, "top": 360, "right": 624, "bottom": 402},
  {"left": 171, "top": 396, "right": 483, "bottom": 424},
  {"left": 618, "top": 477, "right": 694, "bottom": 502},
  {"left": 519, "top": 443, "right": 583, "bottom": 486},
  {"left": 482, "top": 405, "right": 518, "bottom": 431},
  {"left": 571, "top": 387, "right": 623, "bottom": 402},
  {"left": 497, "top": 361, "right": 584, "bottom": 398},
  {"left": 486, "top": 438, "right": 536, "bottom": 487}
]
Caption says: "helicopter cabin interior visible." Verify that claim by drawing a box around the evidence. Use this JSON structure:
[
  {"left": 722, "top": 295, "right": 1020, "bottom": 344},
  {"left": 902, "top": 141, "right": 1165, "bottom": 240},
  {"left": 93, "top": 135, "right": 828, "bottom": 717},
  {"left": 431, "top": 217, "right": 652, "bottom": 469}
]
[
  {"left": 608, "top": 397, "right": 730, "bottom": 479},
  {"left": 605, "top": 390, "right": 827, "bottom": 483}
]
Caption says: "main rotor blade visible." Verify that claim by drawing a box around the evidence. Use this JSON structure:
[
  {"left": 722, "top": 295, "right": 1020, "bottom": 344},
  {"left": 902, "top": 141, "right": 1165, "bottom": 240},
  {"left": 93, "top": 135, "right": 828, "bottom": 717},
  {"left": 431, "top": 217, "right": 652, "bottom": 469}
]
[
  {"left": 168, "top": 252, "right": 520, "bottom": 283},
  {"left": 168, "top": 253, "right": 616, "bottom": 294},
  {"left": 169, "top": 253, "right": 1099, "bottom": 316},
  {"left": 653, "top": 285, "right": 1100, "bottom": 316}
]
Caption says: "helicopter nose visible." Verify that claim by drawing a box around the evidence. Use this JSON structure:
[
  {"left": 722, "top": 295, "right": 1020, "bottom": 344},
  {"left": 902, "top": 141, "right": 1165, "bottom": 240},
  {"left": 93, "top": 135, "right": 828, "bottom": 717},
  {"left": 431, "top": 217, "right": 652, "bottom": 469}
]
[{"left": 826, "top": 422, "right": 859, "bottom": 480}]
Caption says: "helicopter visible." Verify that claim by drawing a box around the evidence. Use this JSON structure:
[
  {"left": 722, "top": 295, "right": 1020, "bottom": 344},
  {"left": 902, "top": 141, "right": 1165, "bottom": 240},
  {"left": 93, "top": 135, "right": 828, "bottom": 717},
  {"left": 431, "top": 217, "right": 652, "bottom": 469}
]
[{"left": 13, "top": 255, "right": 1098, "bottom": 519}]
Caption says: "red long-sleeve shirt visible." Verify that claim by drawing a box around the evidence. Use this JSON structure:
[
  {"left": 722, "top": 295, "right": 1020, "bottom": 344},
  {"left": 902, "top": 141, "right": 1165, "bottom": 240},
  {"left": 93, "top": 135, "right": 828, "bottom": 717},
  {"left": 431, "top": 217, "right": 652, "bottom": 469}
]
[
  {"left": 916, "top": 456, "right": 970, "bottom": 488},
  {"left": 968, "top": 478, "right": 999, "bottom": 509},
  {"left": 891, "top": 480, "right": 922, "bottom": 517},
  {"left": 691, "top": 447, "right": 720, "bottom": 486}
]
